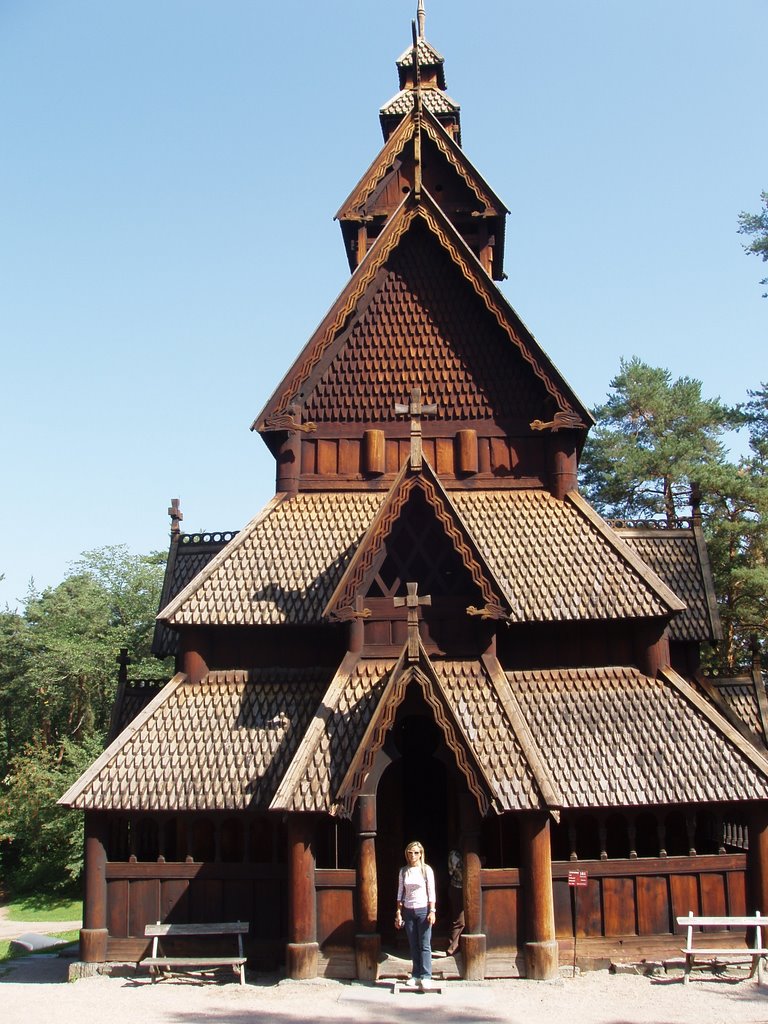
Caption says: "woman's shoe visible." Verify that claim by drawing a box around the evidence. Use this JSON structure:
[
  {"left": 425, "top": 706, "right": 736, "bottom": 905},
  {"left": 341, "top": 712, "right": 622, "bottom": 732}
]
[{"left": 404, "top": 976, "right": 419, "bottom": 988}]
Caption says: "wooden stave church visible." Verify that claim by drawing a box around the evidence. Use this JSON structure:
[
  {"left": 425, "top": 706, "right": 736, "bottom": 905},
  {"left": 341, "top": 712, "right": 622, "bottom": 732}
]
[{"left": 61, "top": 6, "right": 768, "bottom": 981}]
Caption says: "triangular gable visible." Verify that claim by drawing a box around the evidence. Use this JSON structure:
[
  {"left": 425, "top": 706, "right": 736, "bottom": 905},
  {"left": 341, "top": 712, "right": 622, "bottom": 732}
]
[
  {"left": 335, "top": 640, "right": 497, "bottom": 817},
  {"left": 323, "top": 455, "right": 506, "bottom": 620},
  {"left": 254, "top": 189, "right": 592, "bottom": 433},
  {"left": 270, "top": 652, "right": 395, "bottom": 816},
  {"left": 336, "top": 106, "right": 507, "bottom": 223}
]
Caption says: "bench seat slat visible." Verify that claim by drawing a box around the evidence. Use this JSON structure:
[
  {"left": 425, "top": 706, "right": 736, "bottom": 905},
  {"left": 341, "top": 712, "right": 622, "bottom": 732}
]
[
  {"left": 145, "top": 923, "right": 248, "bottom": 936},
  {"left": 676, "top": 917, "right": 768, "bottom": 927},
  {"left": 144, "top": 957, "right": 246, "bottom": 967},
  {"left": 682, "top": 948, "right": 768, "bottom": 956}
]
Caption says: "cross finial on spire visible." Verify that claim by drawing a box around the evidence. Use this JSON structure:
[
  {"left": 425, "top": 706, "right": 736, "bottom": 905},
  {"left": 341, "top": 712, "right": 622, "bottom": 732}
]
[
  {"left": 395, "top": 386, "right": 437, "bottom": 470},
  {"left": 393, "top": 581, "right": 431, "bottom": 661},
  {"left": 168, "top": 497, "right": 183, "bottom": 535},
  {"left": 417, "top": 0, "right": 426, "bottom": 39}
]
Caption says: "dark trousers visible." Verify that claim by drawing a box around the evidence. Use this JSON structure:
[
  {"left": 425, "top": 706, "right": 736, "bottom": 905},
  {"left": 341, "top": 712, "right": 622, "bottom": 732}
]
[
  {"left": 447, "top": 884, "right": 465, "bottom": 954},
  {"left": 403, "top": 906, "right": 432, "bottom": 979}
]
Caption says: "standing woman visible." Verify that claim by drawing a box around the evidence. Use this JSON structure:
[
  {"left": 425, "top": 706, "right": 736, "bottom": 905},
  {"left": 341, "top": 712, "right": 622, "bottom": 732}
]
[{"left": 394, "top": 840, "right": 436, "bottom": 990}]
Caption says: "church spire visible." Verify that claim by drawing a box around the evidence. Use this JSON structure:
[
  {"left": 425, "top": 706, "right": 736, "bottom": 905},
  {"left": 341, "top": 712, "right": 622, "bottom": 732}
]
[{"left": 380, "top": 3, "right": 461, "bottom": 144}]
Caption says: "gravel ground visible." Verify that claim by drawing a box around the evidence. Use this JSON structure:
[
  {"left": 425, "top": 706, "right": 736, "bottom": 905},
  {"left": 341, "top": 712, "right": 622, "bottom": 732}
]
[{"left": 2, "top": 956, "right": 768, "bottom": 1024}]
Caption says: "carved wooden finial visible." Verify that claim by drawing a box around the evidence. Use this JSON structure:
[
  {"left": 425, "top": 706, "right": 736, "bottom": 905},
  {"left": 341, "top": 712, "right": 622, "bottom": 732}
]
[
  {"left": 393, "top": 581, "right": 431, "bottom": 661},
  {"left": 394, "top": 386, "right": 437, "bottom": 470},
  {"left": 417, "top": 0, "right": 426, "bottom": 39},
  {"left": 529, "top": 410, "right": 586, "bottom": 433},
  {"left": 168, "top": 498, "right": 183, "bottom": 535}
]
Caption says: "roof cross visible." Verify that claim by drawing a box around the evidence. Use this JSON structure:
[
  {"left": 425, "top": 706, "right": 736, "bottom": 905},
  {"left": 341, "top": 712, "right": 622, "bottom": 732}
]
[
  {"left": 393, "top": 581, "right": 431, "bottom": 661},
  {"left": 394, "top": 386, "right": 437, "bottom": 470},
  {"left": 168, "top": 498, "right": 183, "bottom": 535}
]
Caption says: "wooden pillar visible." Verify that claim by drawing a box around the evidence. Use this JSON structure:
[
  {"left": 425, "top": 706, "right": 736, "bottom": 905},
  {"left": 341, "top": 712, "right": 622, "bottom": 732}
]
[
  {"left": 455, "top": 429, "right": 479, "bottom": 475},
  {"left": 355, "top": 794, "right": 380, "bottom": 981},
  {"left": 748, "top": 804, "right": 768, "bottom": 914},
  {"left": 362, "top": 429, "right": 386, "bottom": 475},
  {"left": 276, "top": 408, "right": 302, "bottom": 495},
  {"left": 182, "top": 629, "right": 209, "bottom": 684},
  {"left": 520, "top": 812, "right": 559, "bottom": 980},
  {"left": 548, "top": 432, "right": 578, "bottom": 500},
  {"left": 459, "top": 795, "right": 486, "bottom": 979},
  {"left": 286, "top": 815, "right": 319, "bottom": 979},
  {"left": 635, "top": 621, "right": 670, "bottom": 678},
  {"left": 80, "top": 812, "right": 108, "bottom": 963}
]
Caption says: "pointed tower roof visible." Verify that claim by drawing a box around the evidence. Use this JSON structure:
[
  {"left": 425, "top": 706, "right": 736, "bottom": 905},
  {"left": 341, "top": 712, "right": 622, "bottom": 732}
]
[{"left": 380, "top": 3, "right": 461, "bottom": 143}]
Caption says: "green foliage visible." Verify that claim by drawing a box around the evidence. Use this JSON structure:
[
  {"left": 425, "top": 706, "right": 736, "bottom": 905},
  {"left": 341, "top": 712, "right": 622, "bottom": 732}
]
[
  {"left": 738, "top": 190, "right": 768, "bottom": 296},
  {"left": 705, "top": 384, "right": 768, "bottom": 670},
  {"left": 0, "top": 545, "right": 169, "bottom": 896},
  {"left": 581, "top": 362, "right": 767, "bottom": 672},
  {"left": 4, "top": 895, "right": 82, "bottom": 921},
  {"left": 0, "top": 735, "right": 103, "bottom": 893},
  {"left": 580, "top": 357, "right": 740, "bottom": 524}
]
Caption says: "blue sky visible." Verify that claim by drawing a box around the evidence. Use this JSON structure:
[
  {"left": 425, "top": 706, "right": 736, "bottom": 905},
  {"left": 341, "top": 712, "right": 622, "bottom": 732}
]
[{"left": 1, "top": 0, "right": 765, "bottom": 610}]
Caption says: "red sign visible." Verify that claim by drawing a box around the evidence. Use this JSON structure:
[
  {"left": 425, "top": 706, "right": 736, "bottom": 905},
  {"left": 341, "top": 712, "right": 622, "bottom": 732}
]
[{"left": 568, "top": 870, "right": 588, "bottom": 887}]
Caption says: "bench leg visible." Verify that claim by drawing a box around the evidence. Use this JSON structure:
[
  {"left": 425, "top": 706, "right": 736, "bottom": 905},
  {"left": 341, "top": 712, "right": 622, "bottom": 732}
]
[{"left": 683, "top": 955, "right": 692, "bottom": 985}]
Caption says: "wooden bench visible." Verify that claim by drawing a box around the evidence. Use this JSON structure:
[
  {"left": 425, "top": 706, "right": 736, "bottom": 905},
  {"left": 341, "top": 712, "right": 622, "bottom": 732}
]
[
  {"left": 141, "top": 921, "right": 249, "bottom": 985},
  {"left": 677, "top": 911, "right": 768, "bottom": 984}
]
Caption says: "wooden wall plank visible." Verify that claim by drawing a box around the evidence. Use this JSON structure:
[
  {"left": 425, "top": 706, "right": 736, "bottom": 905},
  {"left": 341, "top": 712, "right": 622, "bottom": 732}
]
[
  {"left": 727, "top": 868, "right": 747, "bottom": 916},
  {"left": 188, "top": 879, "right": 224, "bottom": 924},
  {"left": 575, "top": 879, "right": 602, "bottom": 937},
  {"left": 669, "top": 874, "right": 699, "bottom": 932},
  {"left": 636, "top": 876, "right": 670, "bottom": 935},
  {"left": 317, "top": 440, "right": 338, "bottom": 476},
  {"left": 482, "top": 888, "right": 519, "bottom": 948},
  {"left": 301, "top": 440, "right": 316, "bottom": 475},
  {"left": 700, "top": 872, "right": 727, "bottom": 917},
  {"left": 316, "top": 889, "right": 355, "bottom": 948},
  {"left": 602, "top": 877, "right": 636, "bottom": 936},
  {"left": 435, "top": 437, "right": 453, "bottom": 475},
  {"left": 128, "top": 879, "right": 160, "bottom": 937},
  {"left": 552, "top": 878, "right": 573, "bottom": 938},
  {"left": 107, "top": 879, "right": 129, "bottom": 938},
  {"left": 160, "top": 879, "right": 189, "bottom": 924}
]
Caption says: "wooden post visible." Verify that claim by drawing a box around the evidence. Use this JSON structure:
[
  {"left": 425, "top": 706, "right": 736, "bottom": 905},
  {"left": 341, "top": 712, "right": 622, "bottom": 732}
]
[
  {"left": 459, "top": 795, "right": 486, "bottom": 979},
  {"left": 182, "top": 630, "right": 209, "bottom": 684},
  {"left": 635, "top": 621, "right": 670, "bottom": 678},
  {"left": 748, "top": 804, "right": 768, "bottom": 914},
  {"left": 455, "top": 429, "right": 479, "bottom": 475},
  {"left": 286, "top": 815, "right": 319, "bottom": 979},
  {"left": 549, "top": 433, "right": 578, "bottom": 500},
  {"left": 80, "top": 812, "right": 108, "bottom": 963},
  {"left": 362, "top": 429, "right": 386, "bottom": 475},
  {"left": 355, "top": 794, "right": 381, "bottom": 981},
  {"left": 520, "top": 812, "right": 559, "bottom": 980},
  {"left": 276, "top": 408, "right": 302, "bottom": 495}
]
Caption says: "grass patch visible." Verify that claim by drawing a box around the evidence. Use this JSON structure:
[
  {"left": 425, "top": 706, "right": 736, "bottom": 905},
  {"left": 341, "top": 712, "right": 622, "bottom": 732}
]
[
  {"left": 0, "top": 929, "right": 80, "bottom": 963},
  {"left": 4, "top": 896, "right": 82, "bottom": 922}
]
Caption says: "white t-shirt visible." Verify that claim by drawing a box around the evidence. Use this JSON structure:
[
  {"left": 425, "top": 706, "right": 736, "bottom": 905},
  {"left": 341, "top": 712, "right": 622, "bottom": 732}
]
[{"left": 398, "top": 864, "right": 436, "bottom": 909}]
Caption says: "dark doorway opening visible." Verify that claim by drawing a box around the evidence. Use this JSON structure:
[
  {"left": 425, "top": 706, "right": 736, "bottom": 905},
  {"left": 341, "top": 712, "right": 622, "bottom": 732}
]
[{"left": 375, "top": 704, "right": 459, "bottom": 947}]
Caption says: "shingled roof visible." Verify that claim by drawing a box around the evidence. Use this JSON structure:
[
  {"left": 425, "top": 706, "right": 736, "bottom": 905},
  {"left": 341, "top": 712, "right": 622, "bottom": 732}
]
[
  {"left": 614, "top": 523, "right": 722, "bottom": 643},
  {"left": 159, "top": 488, "right": 687, "bottom": 630},
  {"left": 254, "top": 191, "right": 593, "bottom": 434},
  {"left": 509, "top": 665, "right": 768, "bottom": 806},
  {"left": 60, "top": 668, "right": 331, "bottom": 812}
]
